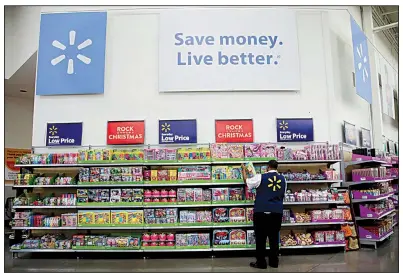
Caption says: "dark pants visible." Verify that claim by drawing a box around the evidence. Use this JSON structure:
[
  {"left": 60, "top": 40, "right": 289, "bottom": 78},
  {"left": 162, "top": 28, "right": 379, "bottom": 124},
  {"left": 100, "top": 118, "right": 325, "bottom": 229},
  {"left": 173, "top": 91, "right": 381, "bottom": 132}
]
[{"left": 253, "top": 212, "right": 283, "bottom": 266}]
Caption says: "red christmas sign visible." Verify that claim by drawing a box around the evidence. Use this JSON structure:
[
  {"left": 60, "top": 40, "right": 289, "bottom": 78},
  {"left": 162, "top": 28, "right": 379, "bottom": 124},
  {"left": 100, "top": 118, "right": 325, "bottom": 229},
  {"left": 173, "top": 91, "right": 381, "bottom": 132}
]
[
  {"left": 107, "top": 121, "right": 145, "bottom": 145},
  {"left": 215, "top": 119, "right": 254, "bottom": 143}
]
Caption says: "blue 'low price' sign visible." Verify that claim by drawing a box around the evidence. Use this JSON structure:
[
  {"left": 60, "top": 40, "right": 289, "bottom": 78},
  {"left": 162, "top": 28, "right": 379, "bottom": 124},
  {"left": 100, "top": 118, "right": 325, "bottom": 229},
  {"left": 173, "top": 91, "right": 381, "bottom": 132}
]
[
  {"left": 46, "top": 122, "right": 83, "bottom": 146},
  {"left": 276, "top": 118, "right": 314, "bottom": 142},
  {"left": 159, "top": 120, "right": 197, "bottom": 144}
]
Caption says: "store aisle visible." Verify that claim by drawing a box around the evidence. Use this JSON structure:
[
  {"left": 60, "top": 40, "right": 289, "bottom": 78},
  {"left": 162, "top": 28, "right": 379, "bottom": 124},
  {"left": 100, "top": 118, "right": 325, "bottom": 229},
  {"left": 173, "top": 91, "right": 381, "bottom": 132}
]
[{"left": 5, "top": 229, "right": 399, "bottom": 272}]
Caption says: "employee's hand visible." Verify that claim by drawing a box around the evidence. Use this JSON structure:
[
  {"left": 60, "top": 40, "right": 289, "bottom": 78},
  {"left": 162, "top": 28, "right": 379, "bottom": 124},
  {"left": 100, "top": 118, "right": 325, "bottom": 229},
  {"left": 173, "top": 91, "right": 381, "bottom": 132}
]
[{"left": 241, "top": 164, "right": 247, "bottom": 183}]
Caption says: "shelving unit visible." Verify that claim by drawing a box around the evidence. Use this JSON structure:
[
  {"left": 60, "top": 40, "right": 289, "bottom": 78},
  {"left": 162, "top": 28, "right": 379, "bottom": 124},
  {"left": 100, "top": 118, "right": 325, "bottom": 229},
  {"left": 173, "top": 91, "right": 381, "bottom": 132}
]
[
  {"left": 342, "top": 152, "right": 397, "bottom": 249},
  {"left": 10, "top": 143, "right": 351, "bottom": 257}
]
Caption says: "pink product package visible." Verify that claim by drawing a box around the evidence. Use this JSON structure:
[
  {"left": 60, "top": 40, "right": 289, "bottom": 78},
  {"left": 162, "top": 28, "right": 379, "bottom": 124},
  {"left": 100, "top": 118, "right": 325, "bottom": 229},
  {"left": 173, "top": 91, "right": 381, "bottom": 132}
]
[
  {"left": 144, "top": 149, "right": 155, "bottom": 161},
  {"left": 155, "top": 149, "right": 166, "bottom": 161},
  {"left": 276, "top": 148, "right": 285, "bottom": 160},
  {"left": 244, "top": 144, "right": 261, "bottom": 158},
  {"left": 211, "top": 144, "right": 229, "bottom": 159},
  {"left": 228, "top": 144, "right": 244, "bottom": 159},
  {"left": 260, "top": 143, "right": 276, "bottom": 158},
  {"left": 165, "top": 149, "right": 177, "bottom": 161}
]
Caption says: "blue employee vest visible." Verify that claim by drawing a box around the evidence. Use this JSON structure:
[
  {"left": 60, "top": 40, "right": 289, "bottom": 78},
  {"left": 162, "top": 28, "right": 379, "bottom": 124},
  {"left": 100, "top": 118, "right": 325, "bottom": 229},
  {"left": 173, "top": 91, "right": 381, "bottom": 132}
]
[{"left": 254, "top": 172, "right": 286, "bottom": 214}]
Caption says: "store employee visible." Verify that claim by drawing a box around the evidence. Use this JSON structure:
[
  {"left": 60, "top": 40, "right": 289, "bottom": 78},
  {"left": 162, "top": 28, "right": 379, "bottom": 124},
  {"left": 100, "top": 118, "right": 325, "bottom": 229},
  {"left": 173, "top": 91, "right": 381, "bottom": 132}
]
[{"left": 241, "top": 160, "right": 286, "bottom": 269}]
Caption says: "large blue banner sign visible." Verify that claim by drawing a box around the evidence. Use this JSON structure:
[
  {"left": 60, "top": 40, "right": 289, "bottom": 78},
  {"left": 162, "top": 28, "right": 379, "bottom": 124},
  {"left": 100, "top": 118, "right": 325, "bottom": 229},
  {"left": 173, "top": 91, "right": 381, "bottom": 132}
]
[
  {"left": 46, "top": 122, "right": 83, "bottom": 146},
  {"left": 351, "top": 16, "right": 372, "bottom": 104},
  {"left": 277, "top": 118, "right": 314, "bottom": 142},
  {"left": 159, "top": 120, "right": 197, "bottom": 144},
  {"left": 36, "top": 12, "right": 107, "bottom": 95}
]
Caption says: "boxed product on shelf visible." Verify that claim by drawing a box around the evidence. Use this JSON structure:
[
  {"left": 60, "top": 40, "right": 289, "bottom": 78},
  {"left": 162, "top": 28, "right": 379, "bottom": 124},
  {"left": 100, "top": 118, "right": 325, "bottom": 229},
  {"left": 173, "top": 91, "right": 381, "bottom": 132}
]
[
  {"left": 210, "top": 144, "right": 244, "bottom": 160},
  {"left": 244, "top": 143, "right": 276, "bottom": 159},
  {"left": 177, "top": 166, "right": 211, "bottom": 181},
  {"left": 78, "top": 210, "right": 110, "bottom": 226},
  {"left": 144, "top": 189, "right": 176, "bottom": 203},
  {"left": 176, "top": 188, "right": 209, "bottom": 203},
  {"left": 144, "top": 148, "right": 177, "bottom": 161},
  {"left": 54, "top": 176, "right": 76, "bottom": 185},
  {"left": 247, "top": 230, "right": 256, "bottom": 246},
  {"left": 244, "top": 162, "right": 256, "bottom": 178},
  {"left": 352, "top": 167, "right": 388, "bottom": 181},
  {"left": 55, "top": 239, "right": 73, "bottom": 250},
  {"left": 40, "top": 234, "right": 66, "bottom": 249},
  {"left": 176, "top": 233, "right": 210, "bottom": 248},
  {"left": 17, "top": 153, "right": 79, "bottom": 165},
  {"left": 229, "top": 229, "right": 246, "bottom": 245},
  {"left": 213, "top": 208, "right": 229, "bottom": 223},
  {"left": 212, "top": 187, "right": 245, "bottom": 202},
  {"left": 31, "top": 193, "right": 77, "bottom": 206},
  {"left": 79, "top": 167, "right": 143, "bottom": 183},
  {"left": 358, "top": 200, "right": 394, "bottom": 218},
  {"left": 213, "top": 229, "right": 230, "bottom": 246},
  {"left": 284, "top": 189, "right": 345, "bottom": 203},
  {"left": 246, "top": 208, "right": 254, "bottom": 222},
  {"left": 294, "top": 233, "right": 314, "bottom": 246},
  {"left": 142, "top": 232, "right": 175, "bottom": 247},
  {"left": 144, "top": 208, "right": 178, "bottom": 225},
  {"left": 212, "top": 166, "right": 242, "bottom": 181},
  {"left": 229, "top": 208, "right": 246, "bottom": 223},
  {"left": 61, "top": 213, "right": 77, "bottom": 227},
  {"left": 177, "top": 147, "right": 210, "bottom": 161},
  {"left": 313, "top": 231, "right": 345, "bottom": 245},
  {"left": 310, "top": 209, "right": 344, "bottom": 222},
  {"left": 106, "top": 236, "right": 140, "bottom": 249},
  {"left": 179, "top": 210, "right": 212, "bottom": 224}
]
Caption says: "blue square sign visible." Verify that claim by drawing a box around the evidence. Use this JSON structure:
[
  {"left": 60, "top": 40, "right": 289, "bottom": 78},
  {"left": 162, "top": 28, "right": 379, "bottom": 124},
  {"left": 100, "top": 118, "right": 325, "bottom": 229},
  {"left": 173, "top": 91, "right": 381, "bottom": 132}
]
[
  {"left": 351, "top": 16, "right": 372, "bottom": 104},
  {"left": 36, "top": 12, "right": 107, "bottom": 95}
]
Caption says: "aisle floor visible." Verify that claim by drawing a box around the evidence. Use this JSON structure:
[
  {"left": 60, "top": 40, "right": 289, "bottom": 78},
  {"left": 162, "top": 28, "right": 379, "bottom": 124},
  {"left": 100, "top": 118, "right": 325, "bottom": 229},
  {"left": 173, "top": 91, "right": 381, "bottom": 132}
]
[{"left": 5, "top": 229, "right": 399, "bottom": 272}]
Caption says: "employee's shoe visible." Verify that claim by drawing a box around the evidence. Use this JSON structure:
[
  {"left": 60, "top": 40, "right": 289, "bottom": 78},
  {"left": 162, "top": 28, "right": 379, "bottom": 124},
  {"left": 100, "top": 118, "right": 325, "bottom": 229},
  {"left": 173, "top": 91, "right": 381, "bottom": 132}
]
[
  {"left": 249, "top": 262, "right": 267, "bottom": 269},
  {"left": 268, "top": 259, "right": 279, "bottom": 268}
]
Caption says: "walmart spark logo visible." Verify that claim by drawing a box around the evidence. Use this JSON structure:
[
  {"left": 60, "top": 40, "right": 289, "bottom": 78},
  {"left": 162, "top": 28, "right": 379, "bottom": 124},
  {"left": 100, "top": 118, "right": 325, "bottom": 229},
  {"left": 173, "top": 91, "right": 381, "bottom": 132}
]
[
  {"left": 356, "top": 43, "right": 369, "bottom": 82},
  {"left": 161, "top": 123, "right": 171, "bottom": 133},
  {"left": 268, "top": 176, "right": 282, "bottom": 192},
  {"left": 51, "top": 30, "right": 92, "bottom": 75},
  {"left": 48, "top": 126, "right": 58, "bottom": 136},
  {"left": 279, "top": 120, "right": 288, "bottom": 130}
]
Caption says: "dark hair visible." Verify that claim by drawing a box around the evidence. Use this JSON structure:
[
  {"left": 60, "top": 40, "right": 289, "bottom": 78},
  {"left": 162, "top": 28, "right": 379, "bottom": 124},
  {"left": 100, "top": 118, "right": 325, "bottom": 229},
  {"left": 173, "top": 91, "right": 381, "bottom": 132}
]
[{"left": 268, "top": 160, "right": 278, "bottom": 169}]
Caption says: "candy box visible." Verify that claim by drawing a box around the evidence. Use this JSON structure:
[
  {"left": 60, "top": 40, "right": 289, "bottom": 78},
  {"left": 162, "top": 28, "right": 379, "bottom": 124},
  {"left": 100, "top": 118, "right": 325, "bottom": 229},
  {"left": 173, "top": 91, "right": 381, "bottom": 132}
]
[
  {"left": 77, "top": 189, "right": 88, "bottom": 197},
  {"left": 94, "top": 210, "right": 110, "bottom": 225},
  {"left": 261, "top": 143, "right": 277, "bottom": 158},
  {"left": 157, "top": 170, "right": 169, "bottom": 181},
  {"left": 228, "top": 166, "right": 242, "bottom": 180},
  {"left": 228, "top": 144, "right": 244, "bottom": 159},
  {"left": 73, "top": 235, "right": 85, "bottom": 247},
  {"left": 212, "top": 166, "right": 228, "bottom": 180},
  {"left": 111, "top": 210, "right": 128, "bottom": 225},
  {"left": 194, "top": 188, "right": 203, "bottom": 202},
  {"left": 99, "top": 189, "right": 110, "bottom": 202},
  {"left": 143, "top": 170, "right": 151, "bottom": 181},
  {"left": 247, "top": 230, "right": 256, "bottom": 245},
  {"left": 246, "top": 208, "right": 254, "bottom": 222},
  {"left": 127, "top": 210, "right": 144, "bottom": 225},
  {"left": 230, "top": 229, "right": 246, "bottom": 245},
  {"left": 212, "top": 188, "right": 229, "bottom": 201},
  {"left": 245, "top": 162, "right": 256, "bottom": 178},
  {"left": 78, "top": 211, "right": 95, "bottom": 225},
  {"left": 229, "top": 188, "right": 244, "bottom": 201},
  {"left": 203, "top": 189, "right": 212, "bottom": 201},
  {"left": 211, "top": 144, "right": 228, "bottom": 159},
  {"left": 155, "top": 149, "right": 166, "bottom": 161},
  {"left": 177, "top": 188, "right": 186, "bottom": 202},
  {"left": 168, "top": 170, "right": 177, "bottom": 181},
  {"left": 229, "top": 208, "right": 246, "bottom": 222},
  {"left": 244, "top": 144, "right": 261, "bottom": 158},
  {"left": 213, "top": 208, "right": 229, "bottom": 223},
  {"left": 151, "top": 170, "right": 158, "bottom": 181},
  {"left": 213, "top": 229, "right": 230, "bottom": 246},
  {"left": 121, "top": 189, "right": 133, "bottom": 203},
  {"left": 110, "top": 189, "right": 121, "bottom": 203},
  {"left": 176, "top": 234, "right": 187, "bottom": 247}
]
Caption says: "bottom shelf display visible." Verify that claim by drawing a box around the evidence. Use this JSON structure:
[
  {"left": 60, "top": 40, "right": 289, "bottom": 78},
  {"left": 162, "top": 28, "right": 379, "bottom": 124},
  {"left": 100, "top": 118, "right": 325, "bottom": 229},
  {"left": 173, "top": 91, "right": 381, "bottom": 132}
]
[{"left": 10, "top": 228, "right": 351, "bottom": 253}]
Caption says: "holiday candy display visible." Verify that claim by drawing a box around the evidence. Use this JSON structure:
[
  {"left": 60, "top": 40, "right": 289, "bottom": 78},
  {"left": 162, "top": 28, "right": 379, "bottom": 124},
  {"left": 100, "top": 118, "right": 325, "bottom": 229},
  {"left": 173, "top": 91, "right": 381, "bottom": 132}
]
[
  {"left": 176, "top": 233, "right": 210, "bottom": 248},
  {"left": 142, "top": 232, "right": 175, "bottom": 248}
]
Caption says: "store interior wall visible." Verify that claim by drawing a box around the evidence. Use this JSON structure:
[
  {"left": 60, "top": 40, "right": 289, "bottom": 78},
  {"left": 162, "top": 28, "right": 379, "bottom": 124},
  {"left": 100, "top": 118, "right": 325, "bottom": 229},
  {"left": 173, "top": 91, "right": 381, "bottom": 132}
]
[
  {"left": 326, "top": 9, "right": 373, "bottom": 146},
  {"left": 4, "top": 95, "right": 34, "bottom": 204},
  {"left": 374, "top": 33, "right": 399, "bottom": 142},
  {"left": 4, "top": 6, "right": 398, "bottom": 151},
  {"left": 32, "top": 8, "right": 337, "bottom": 146}
]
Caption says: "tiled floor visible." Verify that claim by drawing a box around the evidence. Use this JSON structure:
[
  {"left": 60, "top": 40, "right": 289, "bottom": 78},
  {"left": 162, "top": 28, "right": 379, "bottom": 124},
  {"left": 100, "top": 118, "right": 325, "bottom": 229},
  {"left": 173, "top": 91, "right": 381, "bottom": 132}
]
[{"left": 5, "top": 229, "right": 399, "bottom": 272}]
